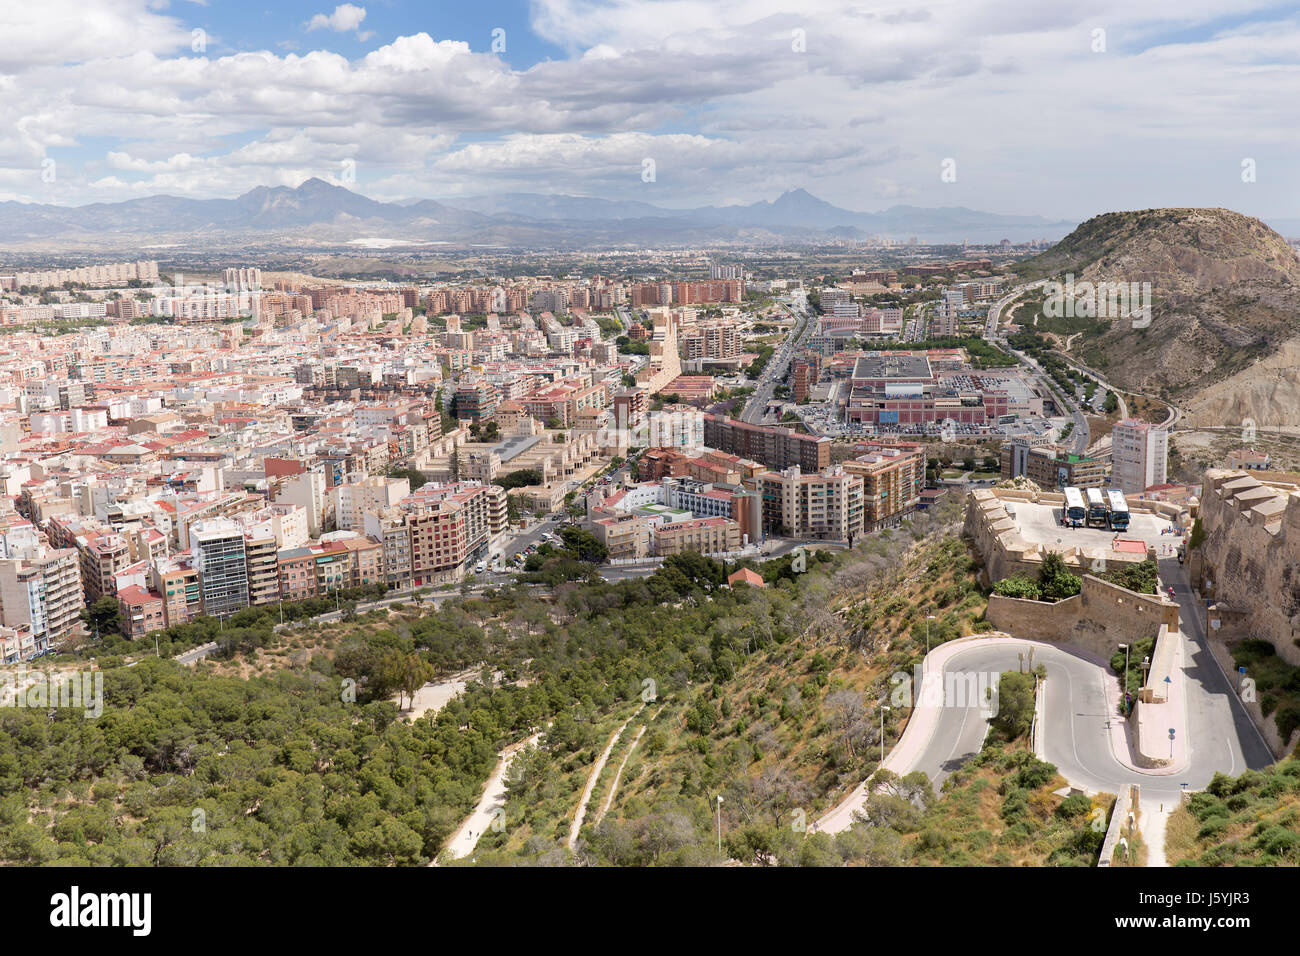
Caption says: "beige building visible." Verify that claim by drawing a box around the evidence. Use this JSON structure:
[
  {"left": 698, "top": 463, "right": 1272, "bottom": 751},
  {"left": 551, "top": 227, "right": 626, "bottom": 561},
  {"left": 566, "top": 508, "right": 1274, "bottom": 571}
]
[
  {"left": 591, "top": 513, "right": 653, "bottom": 560},
  {"left": 0, "top": 549, "right": 83, "bottom": 647},
  {"left": 753, "top": 466, "right": 865, "bottom": 541},
  {"left": 655, "top": 516, "right": 742, "bottom": 556},
  {"left": 330, "top": 475, "right": 411, "bottom": 532}
]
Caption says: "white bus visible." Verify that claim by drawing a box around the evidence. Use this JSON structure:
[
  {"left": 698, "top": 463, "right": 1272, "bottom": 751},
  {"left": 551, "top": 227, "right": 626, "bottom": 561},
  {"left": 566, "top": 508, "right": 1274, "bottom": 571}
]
[
  {"left": 1086, "top": 486, "right": 1108, "bottom": 528},
  {"left": 1107, "top": 488, "right": 1130, "bottom": 532},
  {"left": 1063, "top": 486, "right": 1086, "bottom": 527}
]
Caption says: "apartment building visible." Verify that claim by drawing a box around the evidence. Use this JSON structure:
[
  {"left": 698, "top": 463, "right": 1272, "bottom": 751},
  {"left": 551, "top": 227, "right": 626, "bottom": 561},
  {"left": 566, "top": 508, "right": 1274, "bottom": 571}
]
[
  {"left": 244, "top": 533, "right": 281, "bottom": 607},
  {"left": 1111, "top": 419, "right": 1168, "bottom": 495},
  {"left": 679, "top": 322, "right": 742, "bottom": 361},
  {"left": 150, "top": 558, "right": 202, "bottom": 629},
  {"left": 454, "top": 380, "right": 499, "bottom": 424},
  {"left": 841, "top": 442, "right": 926, "bottom": 531},
  {"left": 190, "top": 521, "right": 250, "bottom": 618},
  {"left": 655, "top": 516, "right": 742, "bottom": 556},
  {"left": 330, "top": 475, "right": 411, "bottom": 532},
  {"left": 277, "top": 548, "right": 317, "bottom": 603},
  {"left": 365, "top": 509, "right": 413, "bottom": 589},
  {"left": 0, "top": 549, "right": 83, "bottom": 647},
  {"left": 590, "top": 513, "right": 654, "bottom": 560},
  {"left": 77, "top": 530, "right": 131, "bottom": 606},
  {"left": 754, "top": 466, "right": 865, "bottom": 541},
  {"left": 409, "top": 504, "right": 467, "bottom": 586},
  {"left": 118, "top": 585, "right": 166, "bottom": 639},
  {"left": 703, "top": 414, "right": 830, "bottom": 473}
]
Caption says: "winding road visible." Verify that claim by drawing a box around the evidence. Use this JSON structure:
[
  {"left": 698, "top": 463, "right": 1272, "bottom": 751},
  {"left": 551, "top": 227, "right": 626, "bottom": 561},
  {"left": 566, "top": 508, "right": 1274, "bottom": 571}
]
[{"left": 819, "top": 559, "right": 1275, "bottom": 842}]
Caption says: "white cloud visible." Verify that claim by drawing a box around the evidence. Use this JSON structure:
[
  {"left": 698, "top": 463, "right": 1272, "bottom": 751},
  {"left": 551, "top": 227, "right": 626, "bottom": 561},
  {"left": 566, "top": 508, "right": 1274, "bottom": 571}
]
[
  {"left": 1, "top": 1, "right": 1300, "bottom": 219},
  {"left": 307, "top": 4, "right": 368, "bottom": 34},
  {"left": 0, "top": 0, "right": 190, "bottom": 72}
]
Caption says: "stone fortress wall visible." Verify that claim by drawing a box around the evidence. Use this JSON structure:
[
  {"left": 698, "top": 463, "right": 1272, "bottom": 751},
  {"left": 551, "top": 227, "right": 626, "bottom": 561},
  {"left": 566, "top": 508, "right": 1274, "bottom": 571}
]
[
  {"left": 986, "top": 576, "right": 1179, "bottom": 660},
  {"left": 963, "top": 486, "right": 1184, "bottom": 585},
  {"left": 1199, "top": 468, "right": 1300, "bottom": 668}
]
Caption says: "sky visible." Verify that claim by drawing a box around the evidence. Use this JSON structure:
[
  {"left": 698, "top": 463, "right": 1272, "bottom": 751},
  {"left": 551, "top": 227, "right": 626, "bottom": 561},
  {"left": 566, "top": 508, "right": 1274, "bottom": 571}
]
[{"left": 2, "top": 0, "right": 1299, "bottom": 221}]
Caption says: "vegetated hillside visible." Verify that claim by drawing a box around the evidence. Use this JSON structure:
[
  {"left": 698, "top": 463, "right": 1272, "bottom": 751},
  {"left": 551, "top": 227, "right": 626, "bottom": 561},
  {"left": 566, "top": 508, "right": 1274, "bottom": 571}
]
[
  {"left": 0, "top": 492, "right": 1143, "bottom": 867},
  {"left": 0, "top": 499, "right": 974, "bottom": 866},
  {"left": 1165, "top": 756, "right": 1300, "bottom": 866},
  {"left": 1013, "top": 208, "right": 1300, "bottom": 425}
]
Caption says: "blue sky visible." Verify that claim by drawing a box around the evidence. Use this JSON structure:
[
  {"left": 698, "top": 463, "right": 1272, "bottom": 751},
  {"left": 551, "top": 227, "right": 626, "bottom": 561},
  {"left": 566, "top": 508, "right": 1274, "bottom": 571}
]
[
  {"left": 4, "top": 0, "right": 1300, "bottom": 224},
  {"left": 195, "top": 1, "right": 567, "bottom": 66}
]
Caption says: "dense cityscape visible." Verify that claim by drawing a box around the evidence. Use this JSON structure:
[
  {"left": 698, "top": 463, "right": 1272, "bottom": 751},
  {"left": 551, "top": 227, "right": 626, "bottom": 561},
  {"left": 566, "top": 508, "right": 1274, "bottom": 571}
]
[{"left": 3, "top": 0, "right": 1299, "bottom": 939}]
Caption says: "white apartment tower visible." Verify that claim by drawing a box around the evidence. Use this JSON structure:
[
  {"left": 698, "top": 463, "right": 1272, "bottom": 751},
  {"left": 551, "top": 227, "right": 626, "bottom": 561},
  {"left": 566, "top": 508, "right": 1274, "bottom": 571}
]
[{"left": 1110, "top": 419, "right": 1168, "bottom": 494}]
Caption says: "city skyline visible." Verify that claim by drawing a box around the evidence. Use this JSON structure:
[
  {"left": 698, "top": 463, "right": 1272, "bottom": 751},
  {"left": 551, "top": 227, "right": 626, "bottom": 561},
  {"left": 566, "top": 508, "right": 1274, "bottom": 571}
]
[{"left": 3, "top": 0, "right": 1299, "bottom": 223}]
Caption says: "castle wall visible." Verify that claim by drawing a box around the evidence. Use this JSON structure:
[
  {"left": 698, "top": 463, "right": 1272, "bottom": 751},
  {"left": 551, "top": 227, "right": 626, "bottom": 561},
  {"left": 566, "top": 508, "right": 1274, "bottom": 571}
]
[
  {"left": 1198, "top": 468, "right": 1300, "bottom": 667},
  {"left": 986, "top": 575, "right": 1179, "bottom": 660}
]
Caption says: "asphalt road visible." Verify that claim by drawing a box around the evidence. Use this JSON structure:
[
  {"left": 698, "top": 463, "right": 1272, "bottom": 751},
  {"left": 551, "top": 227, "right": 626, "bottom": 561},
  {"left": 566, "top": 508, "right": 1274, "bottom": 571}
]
[
  {"left": 917, "top": 621, "right": 1273, "bottom": 801},
  {"left": 739, "top": 303, "right": 813, "bottom": 424}
]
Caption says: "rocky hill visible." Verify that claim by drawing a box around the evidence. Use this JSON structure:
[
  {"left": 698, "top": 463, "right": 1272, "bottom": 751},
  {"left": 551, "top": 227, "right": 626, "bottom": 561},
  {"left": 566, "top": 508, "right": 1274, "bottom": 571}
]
[{"left": 1013, "top": 208, "right": 1300, "bottom": 426}]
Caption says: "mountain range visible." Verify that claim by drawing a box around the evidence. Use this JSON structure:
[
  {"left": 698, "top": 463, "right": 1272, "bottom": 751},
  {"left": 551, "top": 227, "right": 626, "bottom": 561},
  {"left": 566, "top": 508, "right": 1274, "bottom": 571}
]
[{"left": 0, "top": 180, "right": 1078, "bottom": 249}]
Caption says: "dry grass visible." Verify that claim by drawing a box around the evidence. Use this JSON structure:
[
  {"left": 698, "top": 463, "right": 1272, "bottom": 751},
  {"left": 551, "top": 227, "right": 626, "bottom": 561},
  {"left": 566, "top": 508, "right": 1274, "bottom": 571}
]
[{"left": 1164, "top": 803, "right": 1199, "bottom": 865}]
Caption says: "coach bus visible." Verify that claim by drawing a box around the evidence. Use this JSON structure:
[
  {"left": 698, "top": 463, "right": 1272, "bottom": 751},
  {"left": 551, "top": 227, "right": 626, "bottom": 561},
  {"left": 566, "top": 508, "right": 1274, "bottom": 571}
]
[
  {"left": 1107, "top": 488, "right": 1130, "bottom": 532},
  {"left": 1086, "top": 486, "right": 1108, "bottom": 528},
  {"left": 1063, "top": 486, "right": 1087, "bottom": 528}
]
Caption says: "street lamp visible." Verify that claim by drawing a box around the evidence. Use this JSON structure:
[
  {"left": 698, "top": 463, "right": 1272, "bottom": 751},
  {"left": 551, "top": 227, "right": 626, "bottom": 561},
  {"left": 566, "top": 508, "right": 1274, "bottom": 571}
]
[
  {"left": 1118, "top": 643, "right": 1130, "bottom": 713},
  {"left": 880, "top": 704, "right": 891, "bottom": 763},
  {"left": 926, "top": 614, "right": 936, "bottom": 655},
  {"left": 715, "top": 795, "right": 724, "bottom": 854}
]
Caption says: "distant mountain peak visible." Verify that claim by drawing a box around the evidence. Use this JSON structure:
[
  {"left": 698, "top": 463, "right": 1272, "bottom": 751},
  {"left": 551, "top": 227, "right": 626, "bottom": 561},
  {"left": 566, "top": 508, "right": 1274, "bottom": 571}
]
[{"left": 0, "top": 182, "right": 1078, "bottom": 247}]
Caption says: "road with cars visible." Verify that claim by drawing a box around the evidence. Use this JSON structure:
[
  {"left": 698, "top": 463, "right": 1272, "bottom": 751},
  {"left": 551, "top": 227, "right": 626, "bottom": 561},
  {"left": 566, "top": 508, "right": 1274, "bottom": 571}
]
[
  {"left": 982, "top": 279, "right": 1091, "bottom": 455},
  {"left": 739, "top": 301, "right": 814, "bottom": 424}
]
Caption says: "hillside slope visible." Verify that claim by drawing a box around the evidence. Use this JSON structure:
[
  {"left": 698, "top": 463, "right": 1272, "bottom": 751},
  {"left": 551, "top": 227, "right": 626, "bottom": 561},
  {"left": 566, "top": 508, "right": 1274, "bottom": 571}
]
[{"left": 1014, "top": 208, "right": 1300, "bottom": 424}]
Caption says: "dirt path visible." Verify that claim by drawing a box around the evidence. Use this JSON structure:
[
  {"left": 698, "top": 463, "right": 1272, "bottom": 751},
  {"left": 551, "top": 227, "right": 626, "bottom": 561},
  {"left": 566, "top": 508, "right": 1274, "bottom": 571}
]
[
  {"left": 436, "top": 731, "right": 543, "bottom": 864},
  {"left": 566, "top": 704, "right": 645, "bottom": 850},
  {"left": 394, "top": 666, "right": 502, "bottom": 722},
  {"left": 595, "top": 724, "right": 646, "bottom": 827},
  {"left": 1141, "top": 802, "right": 1172, "bottom": 867}
]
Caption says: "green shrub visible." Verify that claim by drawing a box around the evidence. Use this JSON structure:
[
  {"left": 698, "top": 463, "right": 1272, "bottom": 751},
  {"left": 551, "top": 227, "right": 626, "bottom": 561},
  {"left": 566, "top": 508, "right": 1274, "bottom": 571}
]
[{"left": 1055, "top": 794, "right": 1091, "bottom": 819}]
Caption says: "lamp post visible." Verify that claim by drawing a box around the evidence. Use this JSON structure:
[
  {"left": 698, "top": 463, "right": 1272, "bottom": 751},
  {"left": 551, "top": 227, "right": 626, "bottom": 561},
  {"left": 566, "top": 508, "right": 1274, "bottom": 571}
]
[
  {"left": 926, "top": 614, "right": 936, "bottom": 655},
  {"left": 1118, "top": 643, "right": 1130, "bottom": 713},
  {"left": 715, "top": 795, "right": 724, "bottom": 854},
  {"left": 880, "top": 704, "right": 891, "bottom": 763}
]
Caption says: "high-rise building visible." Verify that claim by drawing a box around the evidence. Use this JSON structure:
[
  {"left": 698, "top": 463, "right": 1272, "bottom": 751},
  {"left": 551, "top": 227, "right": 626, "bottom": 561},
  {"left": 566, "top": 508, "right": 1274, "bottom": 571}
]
[
  {"left": 703, "top": 414, "right": 830, "bottom": 473},
  {"left": 244, "top": 533, "right": 281, "bottom": 607},
  {"left": 0, "top": 549, "right": 83, "bottom": 649},
  {"left": 1110, "top": 420, "right": 1168, "bottom": 494},
  {"left": 841, "top": 442, "right": 926, "bottom": 531},
  {"left": 190, "top": 521, "right": 250, "bottom": 618},
  {"left": 223, "top": 267, "right": 262, "bottom": 292}
]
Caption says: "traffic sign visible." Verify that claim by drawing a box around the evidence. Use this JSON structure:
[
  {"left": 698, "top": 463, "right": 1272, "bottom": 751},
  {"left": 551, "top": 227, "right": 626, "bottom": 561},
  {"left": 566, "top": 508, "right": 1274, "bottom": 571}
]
[{"left": 1169, "top": 728, "right": 1176, "bottom": 738}]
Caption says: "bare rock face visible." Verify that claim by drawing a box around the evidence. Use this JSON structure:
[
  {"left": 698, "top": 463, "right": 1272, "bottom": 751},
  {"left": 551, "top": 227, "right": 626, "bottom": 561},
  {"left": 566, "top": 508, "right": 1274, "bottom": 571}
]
[{"left": 1016, "top": 208, "right": 1300, "bottom": 424}]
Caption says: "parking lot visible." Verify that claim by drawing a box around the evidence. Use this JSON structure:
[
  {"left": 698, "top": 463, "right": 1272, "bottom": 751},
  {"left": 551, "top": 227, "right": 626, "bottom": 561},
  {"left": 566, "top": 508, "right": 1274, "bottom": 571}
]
[{"left": 1009, "top": 499, "right": 1183, "bottom": 558}]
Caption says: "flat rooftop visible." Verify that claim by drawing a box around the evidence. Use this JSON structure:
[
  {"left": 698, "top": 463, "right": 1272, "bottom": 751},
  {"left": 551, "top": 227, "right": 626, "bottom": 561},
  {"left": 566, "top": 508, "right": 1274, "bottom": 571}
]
[{"left": 852, "top": 354, "right": 933, "bottom": 380}]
